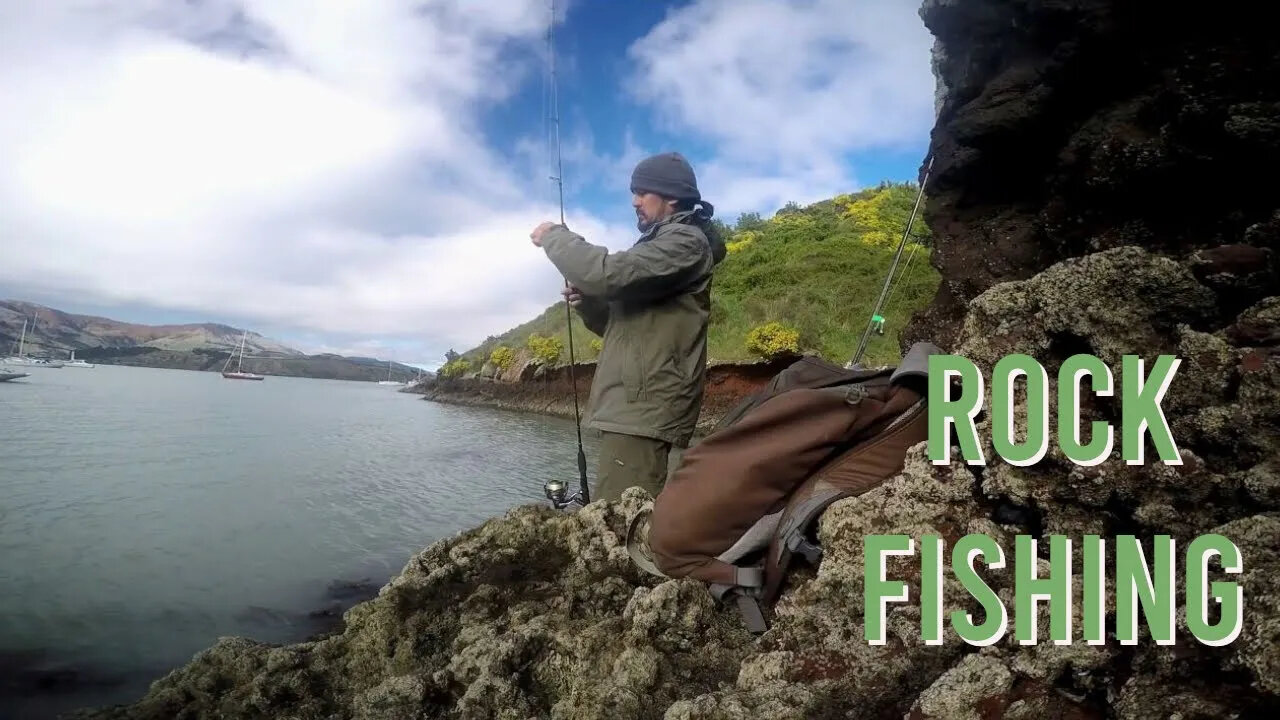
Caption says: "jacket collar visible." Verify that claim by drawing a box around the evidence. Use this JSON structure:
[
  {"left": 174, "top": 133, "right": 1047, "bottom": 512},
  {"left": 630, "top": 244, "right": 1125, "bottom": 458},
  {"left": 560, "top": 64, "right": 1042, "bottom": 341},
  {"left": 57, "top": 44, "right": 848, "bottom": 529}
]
[{"left": 636, "top": 209, "right": 699, "bottom": 243}]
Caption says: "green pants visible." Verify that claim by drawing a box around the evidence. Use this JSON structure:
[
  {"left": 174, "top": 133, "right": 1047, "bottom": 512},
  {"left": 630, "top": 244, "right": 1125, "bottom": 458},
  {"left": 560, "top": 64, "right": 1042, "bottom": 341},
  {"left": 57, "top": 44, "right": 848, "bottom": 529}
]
[{"left": 595, "top": 431, "right": 672, "bottom": 502}]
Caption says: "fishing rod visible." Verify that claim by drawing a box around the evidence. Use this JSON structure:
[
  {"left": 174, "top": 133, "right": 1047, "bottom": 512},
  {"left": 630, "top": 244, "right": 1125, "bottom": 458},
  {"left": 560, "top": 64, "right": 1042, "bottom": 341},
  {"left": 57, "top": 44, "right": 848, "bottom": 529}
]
[
  {"left": 541, "top": 0, "right": 590, "bottom": 510},
  {"left": 847, "top": 152, "right": 934, "bottom": 369}
]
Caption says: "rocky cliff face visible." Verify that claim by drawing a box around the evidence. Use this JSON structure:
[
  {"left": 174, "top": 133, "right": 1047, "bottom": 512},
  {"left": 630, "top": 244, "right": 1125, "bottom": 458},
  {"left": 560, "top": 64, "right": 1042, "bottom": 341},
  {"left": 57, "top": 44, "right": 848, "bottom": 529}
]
[
  {"left": 903, "top": 0, "right": 1279, "bottom": 351},
  {"left": 69, "top": 1, "right": 1280, "bottom": 718}
]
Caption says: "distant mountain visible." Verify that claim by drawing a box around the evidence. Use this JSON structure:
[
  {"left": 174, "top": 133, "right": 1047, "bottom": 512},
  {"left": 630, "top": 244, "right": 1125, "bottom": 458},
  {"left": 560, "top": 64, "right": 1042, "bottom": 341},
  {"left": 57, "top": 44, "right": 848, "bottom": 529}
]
[{"left": 0, "top": 300, "right": 426, "bottom": 383}]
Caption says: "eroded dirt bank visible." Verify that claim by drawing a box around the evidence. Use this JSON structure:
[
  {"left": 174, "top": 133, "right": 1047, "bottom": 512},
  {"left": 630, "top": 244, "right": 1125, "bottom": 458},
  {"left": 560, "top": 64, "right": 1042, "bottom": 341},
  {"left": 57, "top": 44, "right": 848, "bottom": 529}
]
[{"left": 415, "top": 356, "right": 802, "bottom": 435}]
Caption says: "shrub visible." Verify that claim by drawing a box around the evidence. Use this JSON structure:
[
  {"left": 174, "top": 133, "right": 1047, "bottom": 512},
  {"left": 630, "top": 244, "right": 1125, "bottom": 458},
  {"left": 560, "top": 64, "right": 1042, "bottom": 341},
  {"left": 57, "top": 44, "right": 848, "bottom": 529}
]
[
  {"left": 438, "top": 358, "right": 471, "bottom": 379},
  {"left": 526, "top": 333, "right": 563, "bottom": 365},
  {"left": 745, "top": 321, "right": 800, "bottom": 359},
  {"left": 842, "top": 182, "right": 929, "bottom": 247},
  {"left": 589, "top": 337, "right": 603, "bottom": 354},
  {"left": 725, "top": 231, "right": 757, "bottom": 254},
  {"left": 488, "top": 345, "right": 516, "bottom": 371}
]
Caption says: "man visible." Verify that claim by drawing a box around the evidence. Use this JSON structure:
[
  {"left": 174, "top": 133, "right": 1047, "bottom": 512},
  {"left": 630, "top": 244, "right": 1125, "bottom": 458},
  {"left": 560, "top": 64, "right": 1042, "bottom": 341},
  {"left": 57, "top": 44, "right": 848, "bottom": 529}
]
[{"left": 530, "top": 151, "right": 726, "bottom": 502}]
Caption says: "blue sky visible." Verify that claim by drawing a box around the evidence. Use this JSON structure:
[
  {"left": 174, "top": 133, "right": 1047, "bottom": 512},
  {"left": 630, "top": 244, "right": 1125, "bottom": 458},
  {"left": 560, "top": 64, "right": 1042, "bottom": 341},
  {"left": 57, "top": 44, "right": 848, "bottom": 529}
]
[{"left": 0, "top": 0, "right": 937, "bottom": 368}]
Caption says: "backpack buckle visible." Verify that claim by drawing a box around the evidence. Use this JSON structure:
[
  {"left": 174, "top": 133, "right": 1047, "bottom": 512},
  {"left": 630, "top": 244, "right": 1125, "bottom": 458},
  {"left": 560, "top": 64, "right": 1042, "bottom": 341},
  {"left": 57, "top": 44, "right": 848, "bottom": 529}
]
[
  {"left": 786, "top": 533, "right": 824, "bottom": 564},
  {"left": 844, "top": 384, "right": 867, "bottom": 406}
]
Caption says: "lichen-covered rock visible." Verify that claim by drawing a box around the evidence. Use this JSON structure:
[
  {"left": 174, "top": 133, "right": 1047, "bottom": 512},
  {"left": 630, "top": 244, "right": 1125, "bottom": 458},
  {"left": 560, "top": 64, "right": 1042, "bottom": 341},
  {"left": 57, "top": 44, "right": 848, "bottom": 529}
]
[
  {"left": 954, "top": 245, "right": 1216, "bottom": 370},
  {"left": 908, "top": 654, "right": 1013, "bottom": 720}
]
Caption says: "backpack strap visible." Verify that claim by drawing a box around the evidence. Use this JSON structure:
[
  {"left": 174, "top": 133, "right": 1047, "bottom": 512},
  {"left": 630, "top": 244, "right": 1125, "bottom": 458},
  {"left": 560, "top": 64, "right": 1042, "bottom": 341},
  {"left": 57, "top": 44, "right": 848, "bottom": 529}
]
[
  {"left": 716, "top": 511, "right": 783, "bottom": 564},
  {"left": 713, "top": 357, "right": 895, "bottom": 431},
  {"left": 728, "top": 566, "right": 764, "bottom": 588},
  {"left": 708, "top": 582, "right": 769, "bottom": 634},
  {"left": 626, "top": 506, "right": 670, "bottom": 579},
  {"left": 760, "top": 395, "right": 930, "bottom": 605},
  {"left": 734, "top": 595, "right": 769, "bottom": 634}
]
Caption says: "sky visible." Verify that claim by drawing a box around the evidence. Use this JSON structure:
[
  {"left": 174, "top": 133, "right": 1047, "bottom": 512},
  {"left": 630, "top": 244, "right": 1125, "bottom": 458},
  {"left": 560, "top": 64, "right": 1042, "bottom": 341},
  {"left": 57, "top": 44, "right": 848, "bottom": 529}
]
[{"left": 0, "top": 0, "right": 938, "bottom": 369}]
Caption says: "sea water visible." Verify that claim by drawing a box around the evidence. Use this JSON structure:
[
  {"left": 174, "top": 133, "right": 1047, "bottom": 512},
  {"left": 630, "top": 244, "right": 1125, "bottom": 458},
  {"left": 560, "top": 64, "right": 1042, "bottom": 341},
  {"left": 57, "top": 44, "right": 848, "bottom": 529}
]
[{"left": 0, "top": 364, "right": 599, "bottom": 719}]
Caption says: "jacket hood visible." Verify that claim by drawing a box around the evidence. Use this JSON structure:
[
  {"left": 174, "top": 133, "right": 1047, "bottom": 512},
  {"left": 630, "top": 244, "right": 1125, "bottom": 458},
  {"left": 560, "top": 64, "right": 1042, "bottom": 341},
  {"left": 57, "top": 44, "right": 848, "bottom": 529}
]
[{"left": 704, "top": 221, "right": 727, "bottom": 265}]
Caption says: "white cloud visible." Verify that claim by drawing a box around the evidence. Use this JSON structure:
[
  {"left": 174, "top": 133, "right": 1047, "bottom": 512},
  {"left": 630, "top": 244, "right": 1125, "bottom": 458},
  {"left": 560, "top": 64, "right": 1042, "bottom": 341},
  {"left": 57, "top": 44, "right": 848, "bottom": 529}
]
[
  {"left": 0, "top": 0, "right": 607, "bottom": 363},
  {"left": 626, "top": 0, "right": 936, "bottom": 218}
]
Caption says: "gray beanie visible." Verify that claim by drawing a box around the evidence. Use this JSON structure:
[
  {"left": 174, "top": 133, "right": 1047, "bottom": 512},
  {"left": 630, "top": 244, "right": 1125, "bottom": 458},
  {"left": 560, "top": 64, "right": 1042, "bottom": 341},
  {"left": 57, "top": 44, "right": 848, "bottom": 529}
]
[{"left": 630, "top": 151, "right": 700, "bottom": 202}]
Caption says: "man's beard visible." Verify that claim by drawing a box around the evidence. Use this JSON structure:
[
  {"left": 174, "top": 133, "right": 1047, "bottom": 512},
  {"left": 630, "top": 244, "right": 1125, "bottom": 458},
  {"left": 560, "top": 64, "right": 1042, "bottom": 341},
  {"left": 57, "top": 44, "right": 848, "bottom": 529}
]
[{"left": 636, "top": 210, "right": 654, "bottom": 233}]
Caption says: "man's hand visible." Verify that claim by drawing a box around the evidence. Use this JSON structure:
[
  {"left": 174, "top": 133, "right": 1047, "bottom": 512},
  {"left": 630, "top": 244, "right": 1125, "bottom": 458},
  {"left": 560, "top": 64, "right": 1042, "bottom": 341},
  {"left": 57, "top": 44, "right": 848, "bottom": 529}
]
[
  {"left": 561, "top": 285, "right": 583, "bottom": 307},
  {"left": 530, "top": 221, "right": 559, "bottom": 247}
]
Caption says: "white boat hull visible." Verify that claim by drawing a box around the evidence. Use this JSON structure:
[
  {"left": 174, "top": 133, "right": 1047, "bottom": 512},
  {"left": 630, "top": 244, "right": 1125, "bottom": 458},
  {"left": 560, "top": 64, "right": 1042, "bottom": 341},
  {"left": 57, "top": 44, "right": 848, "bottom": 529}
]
[
  {"left": 64, "top": 351, "right": 94, "bottom": 368},
  {"left": 3, "top": 357, "right": 63, "bottom": 368},
  {"left": 222, "top": 371, "right": 264, "bottom": 381}
]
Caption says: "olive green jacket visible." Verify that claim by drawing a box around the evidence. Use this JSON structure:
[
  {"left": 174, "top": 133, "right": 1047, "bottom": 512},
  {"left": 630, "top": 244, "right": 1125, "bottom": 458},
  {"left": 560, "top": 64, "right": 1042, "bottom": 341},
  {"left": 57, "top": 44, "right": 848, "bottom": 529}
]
[{"left": 540, "top": 210, "right": 726, "bottom": 447}]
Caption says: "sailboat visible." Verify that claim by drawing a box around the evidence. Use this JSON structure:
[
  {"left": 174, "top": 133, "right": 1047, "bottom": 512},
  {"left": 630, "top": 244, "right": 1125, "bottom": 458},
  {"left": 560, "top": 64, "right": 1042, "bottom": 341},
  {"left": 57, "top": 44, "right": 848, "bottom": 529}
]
[
  {"left": 221, "top": 329, "right": 264, "bottom": 380},
  {"left": 4, "top": 318, "right": 64, "bottom": 368},
  {"left": 377, "top": 359, "right": 405, "bottom": 386}
]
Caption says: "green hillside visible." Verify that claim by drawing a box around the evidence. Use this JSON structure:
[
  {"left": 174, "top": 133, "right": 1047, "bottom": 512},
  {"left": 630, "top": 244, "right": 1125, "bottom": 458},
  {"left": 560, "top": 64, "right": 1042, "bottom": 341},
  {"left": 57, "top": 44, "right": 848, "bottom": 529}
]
[{"left": 454, "top": 181, "right": 941, "bottom": 375}]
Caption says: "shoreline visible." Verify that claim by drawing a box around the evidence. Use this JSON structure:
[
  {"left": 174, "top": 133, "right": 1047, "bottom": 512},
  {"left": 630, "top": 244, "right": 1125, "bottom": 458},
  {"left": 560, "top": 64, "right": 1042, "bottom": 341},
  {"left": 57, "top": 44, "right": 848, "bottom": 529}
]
[{"left": 411, "top": 354, "right": 808, "bottom": 432}]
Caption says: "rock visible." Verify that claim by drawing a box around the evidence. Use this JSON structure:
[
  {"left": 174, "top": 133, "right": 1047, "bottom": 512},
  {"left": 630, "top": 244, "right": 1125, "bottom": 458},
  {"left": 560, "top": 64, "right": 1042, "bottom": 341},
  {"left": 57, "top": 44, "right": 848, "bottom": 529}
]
[
  {"left": 1227, "top": 296, "right": 1280, "bottom": 348},
  {"left": 327, "top": 578, "right": 379, "bottom": 603},
  {"left": 907, "top": 654, "right": 1014, "bottom": 720},
  {"left": 904, "top": 1, "right": 1280, "bottom": 351},
  {"left": 1187, "top": 245, "right": 1279, "bottom": 320}
]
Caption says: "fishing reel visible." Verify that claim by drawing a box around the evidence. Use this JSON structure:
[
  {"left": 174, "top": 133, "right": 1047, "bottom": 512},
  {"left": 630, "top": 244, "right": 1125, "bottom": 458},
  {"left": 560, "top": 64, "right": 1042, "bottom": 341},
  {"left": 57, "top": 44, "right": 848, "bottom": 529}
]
[{"left": 543, "top": 479, "right": 586, "bottom": 510}]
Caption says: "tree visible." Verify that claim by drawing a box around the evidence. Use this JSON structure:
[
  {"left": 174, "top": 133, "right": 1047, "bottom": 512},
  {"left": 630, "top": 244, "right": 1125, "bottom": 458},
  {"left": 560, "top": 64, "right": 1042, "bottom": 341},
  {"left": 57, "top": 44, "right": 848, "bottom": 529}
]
[{"left": 734, "top": 212, "right": 765, "bottom": 232}]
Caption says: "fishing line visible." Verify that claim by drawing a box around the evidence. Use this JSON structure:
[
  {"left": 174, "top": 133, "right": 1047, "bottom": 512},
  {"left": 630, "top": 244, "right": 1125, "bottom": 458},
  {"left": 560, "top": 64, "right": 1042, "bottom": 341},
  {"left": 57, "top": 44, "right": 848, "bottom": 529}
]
[{"left": 879, "top": 233, "right": 923, "bottom": 321}]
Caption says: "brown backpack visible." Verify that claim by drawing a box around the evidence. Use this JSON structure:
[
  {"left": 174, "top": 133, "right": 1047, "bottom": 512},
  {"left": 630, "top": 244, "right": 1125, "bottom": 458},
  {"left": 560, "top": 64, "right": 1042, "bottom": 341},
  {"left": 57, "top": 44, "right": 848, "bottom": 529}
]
[{"left": 626, "top": 341, "right": 938, "bottom": 632}]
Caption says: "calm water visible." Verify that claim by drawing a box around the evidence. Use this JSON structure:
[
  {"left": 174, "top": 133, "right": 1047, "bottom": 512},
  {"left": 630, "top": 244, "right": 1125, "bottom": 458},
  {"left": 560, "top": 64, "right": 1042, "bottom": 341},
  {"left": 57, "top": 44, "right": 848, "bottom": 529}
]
[{"left": 0, "top": 364, "right": 600, "bottom": 719}]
